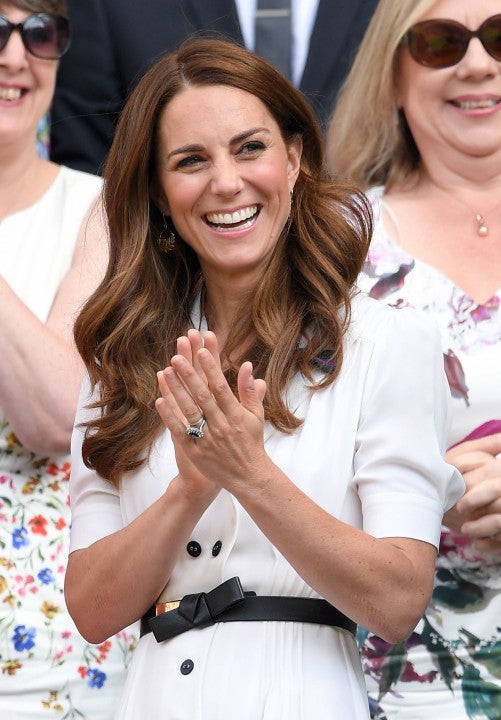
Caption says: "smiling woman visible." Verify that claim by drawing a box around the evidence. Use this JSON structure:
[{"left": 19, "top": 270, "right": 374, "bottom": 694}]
[
  {"left": 65, "top": 37, "right": 464, "bottom": 720},
  {"left": 328, "top": 0, "right": 501, "bottom": 717},
  {"left": 0, "top": 0, "right": 136, "bottom": 717}
]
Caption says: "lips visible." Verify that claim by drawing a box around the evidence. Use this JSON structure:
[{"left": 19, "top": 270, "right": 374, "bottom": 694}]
[{"left": 205, "top": 205, "right": 260, "bottom": 230}]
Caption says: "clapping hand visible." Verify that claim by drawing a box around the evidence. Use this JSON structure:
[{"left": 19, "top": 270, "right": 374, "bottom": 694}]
[{"left": 156, "top": 330, "right": 267, "bottom": 499}]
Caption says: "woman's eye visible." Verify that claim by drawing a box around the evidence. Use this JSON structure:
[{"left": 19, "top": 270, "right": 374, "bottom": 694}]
[
  {"left": 177, "top": 155, "right": 204, "bottom": 169},
  {"left": 240, "top": 140, "right": 265, "bottom": 154}
]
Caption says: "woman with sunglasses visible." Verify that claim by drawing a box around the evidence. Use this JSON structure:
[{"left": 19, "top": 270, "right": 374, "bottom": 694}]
[
  {"left": 0, "top": 1, "right": 135, "bottom": 717},
  {"left": 328, "top": 0, "right": 501, "bottom": 718}
]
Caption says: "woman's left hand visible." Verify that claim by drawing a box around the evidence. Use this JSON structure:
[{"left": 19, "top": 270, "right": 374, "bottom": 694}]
[{"left": 156, "top": 329, "right": 268, "bottom": 491}]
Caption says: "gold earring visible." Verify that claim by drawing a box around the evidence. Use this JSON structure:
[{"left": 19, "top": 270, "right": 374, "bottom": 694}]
[{"left": 158, "top": 216, "right": 175, "bottom": 253}]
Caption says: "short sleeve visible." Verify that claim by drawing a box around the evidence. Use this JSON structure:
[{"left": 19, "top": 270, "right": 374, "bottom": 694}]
[
  {"left": 69, "top": 375, "right": 124, "bottom": 552},
  {"left": 353, "top": 304, "right": 465, "bottom": 547}
]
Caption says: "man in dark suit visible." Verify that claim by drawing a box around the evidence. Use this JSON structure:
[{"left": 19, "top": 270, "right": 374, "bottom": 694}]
[{"left": 50, "top": 0, "right": 377, "bottom": 175}]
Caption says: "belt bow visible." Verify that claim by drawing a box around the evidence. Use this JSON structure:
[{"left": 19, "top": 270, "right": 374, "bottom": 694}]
[{"left": 148, "top": 576, "right": 251, "bottom": 642}]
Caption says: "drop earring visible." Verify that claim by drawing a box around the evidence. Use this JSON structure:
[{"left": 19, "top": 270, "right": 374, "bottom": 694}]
[{"left": 158, "top": 215, "right": 175, "bottom": 253}]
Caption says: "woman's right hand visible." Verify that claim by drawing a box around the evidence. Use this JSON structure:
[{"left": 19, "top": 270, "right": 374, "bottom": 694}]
[
  {"left": 444, "top": 434, "right": 501, "bottom": 550},
  {"left": 156, "top": 332, "right": 220, "bottom": 505}
]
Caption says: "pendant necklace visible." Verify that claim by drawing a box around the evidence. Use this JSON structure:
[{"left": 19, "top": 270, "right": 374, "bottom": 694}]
[
  {"left": 427, "top": 178, "right": 501, "bottom": 238},
  {"left": 438, "top": 189, "right": 498, "bottom": 238},
  {"left": 474, "top": 213, "right": 489, "bottom": 237},
  {"left": 448, "top": 195, "right": 493, "bottom": 237},
  {"left": 452, "top": 195, "right": 501, "bottom": 238}
]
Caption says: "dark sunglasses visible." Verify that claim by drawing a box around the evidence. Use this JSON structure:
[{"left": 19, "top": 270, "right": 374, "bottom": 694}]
[
  {"left": 404, "top": 14, "right": 501, "bottom": 69},
  {"left": 0, "top": 13, "right": 70, "bottom": 60}
]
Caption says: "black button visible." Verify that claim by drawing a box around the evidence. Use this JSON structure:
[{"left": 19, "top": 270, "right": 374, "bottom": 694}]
[
  {"left": 180, "top": 659, "right": 194, "bottom": 675},
  {"left": 212, "top": 540, "right": 222, "bottom": 557},
  {"left": 186, "top": 541, "right": 202, "bottom": 557}
]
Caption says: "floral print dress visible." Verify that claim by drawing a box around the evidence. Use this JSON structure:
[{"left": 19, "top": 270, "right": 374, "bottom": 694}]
[
  {"left": 358, "top": 186, "right": 501, "bottom": 720},
  {"left": 0, "top": 167, "right": 137, "bottom": 719}
]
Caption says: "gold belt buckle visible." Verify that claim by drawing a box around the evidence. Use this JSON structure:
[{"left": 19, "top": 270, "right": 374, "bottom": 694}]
[{"left": 156, "top": 600, "right": 181, "bottom": 616}]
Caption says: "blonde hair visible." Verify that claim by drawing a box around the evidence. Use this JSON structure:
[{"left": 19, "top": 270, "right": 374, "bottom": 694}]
[
  {"left": 4, "top": 0, "right": 68, "bottom": 16},
  {"left": 327, "top": 0, "right": 438, "bottom": 189}
]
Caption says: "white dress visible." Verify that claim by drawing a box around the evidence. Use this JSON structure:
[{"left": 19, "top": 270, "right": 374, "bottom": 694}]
[
  {"left": 69, "top": 293, "right": 465, "bottom": 720},
  {"left": 0, "top": 167, "right": 136, "bottom": 719}
]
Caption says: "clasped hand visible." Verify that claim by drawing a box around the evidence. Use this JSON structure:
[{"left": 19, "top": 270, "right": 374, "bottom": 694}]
[
  {"left": 155, "top": 329, "right": 268, "bottom": 499},
  {"left": 445, "top": 434, "right": 501, "bottom": 552}
]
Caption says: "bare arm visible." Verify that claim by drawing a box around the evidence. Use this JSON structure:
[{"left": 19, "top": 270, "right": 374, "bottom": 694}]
[
  {"left": 65, "top": 477, "right": 216, "bottom": 644},
  {"left": 0, "top": 200, "right": 108, "bottom": 454}
]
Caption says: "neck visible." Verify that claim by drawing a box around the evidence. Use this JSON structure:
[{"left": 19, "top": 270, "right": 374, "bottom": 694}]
[
  {"left": 401, "top": 159, "right": 501, "bottom": 209},
  {"left": 202, "top": 273, "right": 256, "bottom": 347},
  {"left": 422, "top": 168, "right": 501, "bottom": 196},
  {"left": 398, "top": 163, "right": 501, "bottom": 239},
  {"left": 411, "top": 140, "right": 501, "bottom": 192},
  {"left": 0, "top": 144, "right": 57, "bottom": 219}
]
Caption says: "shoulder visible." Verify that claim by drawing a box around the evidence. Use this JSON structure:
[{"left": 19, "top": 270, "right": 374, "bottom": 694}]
[
  {"left": 364, "top": 185, "right": 384, "bottom": 202},
  {"left": 349, "top": 292, "right": 439, "bottom": 349},
  {"left": 363, "top": 185, "right": 384, "bottom": 221},
  {"left": 55, "top": 167, "right": 104, "bottom": 219},
  {"left": 58, "top": 166, "right": 104, "bottom": 193}
]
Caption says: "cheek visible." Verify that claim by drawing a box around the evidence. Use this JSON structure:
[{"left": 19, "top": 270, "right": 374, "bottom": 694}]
[
  {"left": 34, "top": 60, "right": 57, "bottom": 86},
  {"left": 256, "top": 163, "right": 291, "bottom": 199},
  {"left": 162, "top": 180, "right": 198, "bottom": 217},
  {"left": 399, "top": 79, "right": 434, "bottom": 122}
]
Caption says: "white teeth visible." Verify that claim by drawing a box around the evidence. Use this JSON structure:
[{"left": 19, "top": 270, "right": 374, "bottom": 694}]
[
  {"left": 455, "top": 98, "right": 499, "bottom": 110},
  {"left": 0, "top": 87, "right": 22, "bottom": 101},
  {"left": 206, "top": 205, "right": 258, "bottom": 226}
]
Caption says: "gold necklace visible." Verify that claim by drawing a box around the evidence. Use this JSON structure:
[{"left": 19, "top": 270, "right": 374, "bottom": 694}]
[
  {"left": 431, "top": 184, "right": 499, "bottom": 238},
  {"left": 447, "top": 194, "right": 493, "bottom": 237}
]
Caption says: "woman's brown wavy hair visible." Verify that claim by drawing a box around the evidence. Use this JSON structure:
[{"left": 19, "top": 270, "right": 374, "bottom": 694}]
[{"left": 74, "top": 37, "right": 372, "bottom": 486}]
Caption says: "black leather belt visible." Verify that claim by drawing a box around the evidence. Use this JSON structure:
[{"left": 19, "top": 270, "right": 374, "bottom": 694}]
[{"left": 140, "top": 576, "right": 356, "bottom": 643}]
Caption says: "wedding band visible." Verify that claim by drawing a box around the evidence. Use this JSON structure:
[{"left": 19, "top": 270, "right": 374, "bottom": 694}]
[{"left": 186, "top": 416, "right": 206, "bottom": 439}]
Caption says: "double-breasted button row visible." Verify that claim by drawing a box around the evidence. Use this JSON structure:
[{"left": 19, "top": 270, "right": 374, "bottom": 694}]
[{"left": 186, "top": 540, "right": 223, "bottom": 557}]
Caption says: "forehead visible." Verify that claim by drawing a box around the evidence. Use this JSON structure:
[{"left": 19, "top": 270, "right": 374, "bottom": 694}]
[
  {"left": 158, "top": 84, "right": 280, "bottom": 147},
  {"left": 420, "top": 0, "right": 501, "bottom": 25},
  {"left": 0, "top": 3, "right": 28, "bottom": 15}
]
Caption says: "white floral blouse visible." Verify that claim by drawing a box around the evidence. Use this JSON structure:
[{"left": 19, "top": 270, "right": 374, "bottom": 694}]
[{"left": 358, "top": 186, "right": 501, "bottom": 720}]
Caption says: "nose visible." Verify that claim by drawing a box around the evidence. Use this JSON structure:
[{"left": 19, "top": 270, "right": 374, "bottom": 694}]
[
  {"left": 210, "top": 157, "right": 245, "bottom": 197},
  {"left": 0, "top": 28, "right": 28, "bottom": 71},
  {"left": 456, "top": 37, "right": 499, "bottom": 80}
]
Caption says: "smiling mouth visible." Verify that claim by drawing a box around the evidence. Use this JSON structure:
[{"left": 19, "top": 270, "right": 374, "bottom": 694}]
[
  {"left": 205, "top": 205, "right": 260, "bottom": 231},
  {"left": 450, "top": 98, "right": 501, "bottom": 110},
  {"left": 0, "top": 87, "right": 23, "bottom": 101}
]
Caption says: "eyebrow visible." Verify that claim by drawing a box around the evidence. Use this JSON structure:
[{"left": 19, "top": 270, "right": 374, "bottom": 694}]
[{"left": 167, "top": 127, "right": 271, "bottom": 159}]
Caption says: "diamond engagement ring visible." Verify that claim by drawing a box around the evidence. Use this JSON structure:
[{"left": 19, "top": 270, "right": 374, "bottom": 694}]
[{"left": 186, "top": 416, "right": 206, "bottom": 439}]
